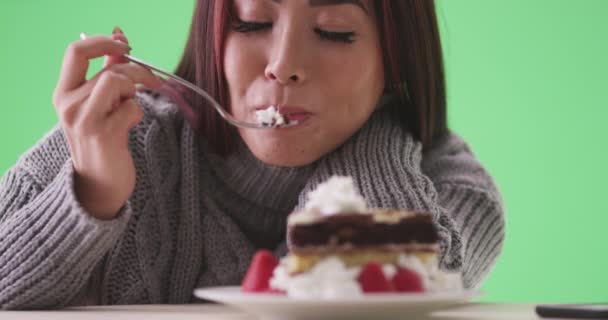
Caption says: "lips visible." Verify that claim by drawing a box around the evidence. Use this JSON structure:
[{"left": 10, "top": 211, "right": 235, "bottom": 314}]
[
  {"left": 255, "top": 105, "right": 312, "bottom": 115},
  {"left": 284, "top": 113, "right": 311, "bottom": 122},
  {"left": 277, "top": 106, "right": 312, "bottom": 116},
  {"left": 278, "top": 108, "right": 313, "bottom": 128}
]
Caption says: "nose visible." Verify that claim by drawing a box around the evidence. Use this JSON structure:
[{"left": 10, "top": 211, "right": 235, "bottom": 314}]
[{"left": 264, "top": 27, "right": 307, "bottom": 85}]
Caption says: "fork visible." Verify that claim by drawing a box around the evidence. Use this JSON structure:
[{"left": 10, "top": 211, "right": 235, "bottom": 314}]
[{"left": 79, "top": 33, "right": 296, "bottom": 129}]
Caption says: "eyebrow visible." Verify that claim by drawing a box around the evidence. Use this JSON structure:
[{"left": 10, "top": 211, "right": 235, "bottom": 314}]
[{"left": 271, "top": 0, "right": 368, "bottom": 14}]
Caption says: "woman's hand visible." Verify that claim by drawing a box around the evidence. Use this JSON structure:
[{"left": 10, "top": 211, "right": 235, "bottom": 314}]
[{"left": 52, "top": 28, "right": 162, "bottom": 220}]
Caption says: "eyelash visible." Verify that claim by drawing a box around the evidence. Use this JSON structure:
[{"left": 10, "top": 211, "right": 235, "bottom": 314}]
[{"left": 232, "top": 20, "right": 356, "bottom": 44}]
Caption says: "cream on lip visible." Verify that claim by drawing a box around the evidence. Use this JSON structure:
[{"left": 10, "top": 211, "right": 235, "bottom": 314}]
[
  {"left": 255, "top": 105, "right": 286, "bottom": 126},
  {"left": 255, "top": 105, "right": 314, "bottom": 128}
]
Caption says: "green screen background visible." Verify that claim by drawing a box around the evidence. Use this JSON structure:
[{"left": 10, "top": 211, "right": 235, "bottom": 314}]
[{"left": 1, "top": 0, "right": 606, "bottom": 303}]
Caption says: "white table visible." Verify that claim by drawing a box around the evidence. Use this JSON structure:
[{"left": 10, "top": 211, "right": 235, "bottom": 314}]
[{"left": 1, "top": 303, "right": 548, "bottom": 320}]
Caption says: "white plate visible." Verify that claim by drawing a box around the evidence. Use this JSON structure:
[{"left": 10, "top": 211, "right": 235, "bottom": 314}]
[{"left": 194, "top": 286, "right": 482, "bottom": 320}]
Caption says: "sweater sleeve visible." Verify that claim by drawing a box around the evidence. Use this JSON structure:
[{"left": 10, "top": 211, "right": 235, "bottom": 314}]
[
  {"left": 422, "top": 133, "right": 505, "bottom": 289},
  {"left": 0, "top": 126, "right": 133, "bottom": 310}
]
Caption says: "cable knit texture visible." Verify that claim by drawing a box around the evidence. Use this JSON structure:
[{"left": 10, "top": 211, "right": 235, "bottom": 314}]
[{"left": 0, "top": 92, "right": 504, "bottom": 309}]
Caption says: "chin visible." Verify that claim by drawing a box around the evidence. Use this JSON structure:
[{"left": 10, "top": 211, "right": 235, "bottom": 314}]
[
  {"left": 252, "top": 148, "right": 320, "bottom": 167},
  {"left": 239, "top": 131, "right": 332, "bottom": 167}
]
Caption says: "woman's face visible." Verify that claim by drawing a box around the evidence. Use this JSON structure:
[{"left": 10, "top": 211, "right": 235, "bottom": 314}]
[{"left": 224, "top": 0, "right": 384, "bottom": 166}]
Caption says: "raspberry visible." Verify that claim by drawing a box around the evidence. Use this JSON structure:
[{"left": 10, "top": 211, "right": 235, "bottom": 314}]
[
  {"left": 241, "top": 250, "right": 279, "bottom": 293},
  {"left": 357, "top": 262, "right": 395, "bottom": 293},
  {"left": 392, "top": 267, "right": 424, "bottom": 293}
]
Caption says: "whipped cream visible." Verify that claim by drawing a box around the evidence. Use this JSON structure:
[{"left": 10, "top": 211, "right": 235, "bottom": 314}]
[
  {"left": 305, "top": 176, "right": 367, "bottom": 214},
  {"left": 270, "top": 254, "right": 462, "bottom": 298},
  {"left": 289, "top": 176, "right": 368, "bottom": 225},
  {"left": 397, "top": 254, "right": 463, "bottom": 292},
  {"left": 382, "top": 264, "right": 398, "bottom": 279},
  {"left": 270, "top": 256, "right": 363, "bottom": 299},
  {"left": 255, "top": 106, "right": 286, "bottom": 127}
]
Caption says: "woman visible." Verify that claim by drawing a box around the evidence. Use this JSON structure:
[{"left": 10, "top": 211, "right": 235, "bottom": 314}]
[{"left": 0, "top": 0, "right": 504, "bottom": 309}]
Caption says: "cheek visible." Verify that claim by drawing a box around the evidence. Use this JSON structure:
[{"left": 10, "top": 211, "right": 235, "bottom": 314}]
[
  {"left": 223, "top": 39, "right": 245, "bottom": 93},
  {"left": 223, "top": 36, "right": 261, "bottom": 103},
  {"left": 318, "top": 46, "right": 383, "bottom": 98},
  {"left": 319, "top": 50, "right": 383, "bottom": 119},
  {"left": 313, "top": 47, "right": 384, "bottom": 151}
]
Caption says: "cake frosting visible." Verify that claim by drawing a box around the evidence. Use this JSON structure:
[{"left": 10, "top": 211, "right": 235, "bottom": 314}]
[
  {"left": 270, "top": 257, "right": 364, "bottom": 299},
  {"left": 289, "top": 177, "right": 425, "bottom": 226},
  {"left": 305, "top": 176, "right": 368, "bottom": 215},
  {"left": 289, "top": 176, "right": 369, "bottom": 225},
  {"left": 270, "top": 253, "right": 463, "bottom": 298},
  {"left": 255, "top": 106, "right": 286, "bottom": 127}
]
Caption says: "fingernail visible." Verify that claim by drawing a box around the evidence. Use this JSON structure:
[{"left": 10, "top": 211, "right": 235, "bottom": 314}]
[
  {"left": 116, "top": 40, "right": 132, "bottom": 51},
  {"left": 112, "top": 26, "right": 124, "bottom": 35}
]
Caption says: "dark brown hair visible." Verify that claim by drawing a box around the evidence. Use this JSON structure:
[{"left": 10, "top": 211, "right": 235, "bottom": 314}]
[{"left": 158, "top": 0, "right": 448, "bottom": 155}]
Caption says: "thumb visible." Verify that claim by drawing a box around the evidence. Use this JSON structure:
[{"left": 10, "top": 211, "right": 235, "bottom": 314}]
[{"left": 104, "top": 26, "right": 130, "bottom": 67}]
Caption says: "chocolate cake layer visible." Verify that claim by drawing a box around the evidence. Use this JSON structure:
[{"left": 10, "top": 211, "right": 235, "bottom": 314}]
[{"left": 289, "top": 213, "right": 438, "bottom": 248}]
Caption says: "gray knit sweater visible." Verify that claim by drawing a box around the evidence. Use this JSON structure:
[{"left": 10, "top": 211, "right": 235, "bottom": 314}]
[{"left": 0, "top": 92, "right": 504, "bottom": 309}]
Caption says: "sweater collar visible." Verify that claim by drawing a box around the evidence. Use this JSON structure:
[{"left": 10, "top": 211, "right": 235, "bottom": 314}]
[
  {"left": 202, "top": 94, "right": 395, "bottom": 212},
  {"left": 204, "top": 136, "right": 316, "bottom": 213}
]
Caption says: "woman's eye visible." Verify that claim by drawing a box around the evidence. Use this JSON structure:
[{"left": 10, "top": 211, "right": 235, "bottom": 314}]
[
  {"left": 315, "top": 28, "right": 356, "bottom": 44},
  {"left": 232, "top": 19, "right": 356, "bottom": 44},
  {"left": 232, "top": 19, "right": 272, "bottom": 33}
]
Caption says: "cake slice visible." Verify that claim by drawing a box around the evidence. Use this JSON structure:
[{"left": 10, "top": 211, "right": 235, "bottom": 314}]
[
  {"left": 287, "top": 208, "right": 439, "bottom": 274},
  {"left": 242, "top": 176, "right": 463, "bottom": 298}
]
